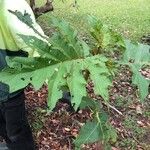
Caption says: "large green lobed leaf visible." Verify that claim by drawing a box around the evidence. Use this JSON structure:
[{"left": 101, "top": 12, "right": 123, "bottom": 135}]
[
  {"left": 122, "top": 40, "right": 150, "bottom": 101},
  {"left": 0, "top": 17, "right": 112, "bottom": 111}
]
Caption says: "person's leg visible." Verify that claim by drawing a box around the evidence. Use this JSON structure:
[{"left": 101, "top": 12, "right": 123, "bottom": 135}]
[
  {"left": 3, "top": 92, "right": 35, "bottom": 150},
  {"left": 0, "top": 107, "right": 9, "bottom": 142},
  {"left": 0, "top": 107, "right": 9, "bottom": 150}
]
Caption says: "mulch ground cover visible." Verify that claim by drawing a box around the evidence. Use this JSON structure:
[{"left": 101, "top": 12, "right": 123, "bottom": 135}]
[{"left": 25, "top": 64, "right": 150, "bottom": 150}]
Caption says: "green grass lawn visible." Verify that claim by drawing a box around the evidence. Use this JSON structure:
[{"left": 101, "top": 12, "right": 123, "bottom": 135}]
[{"left": 35, "top": 0, "right": 150, "bottom": 41}]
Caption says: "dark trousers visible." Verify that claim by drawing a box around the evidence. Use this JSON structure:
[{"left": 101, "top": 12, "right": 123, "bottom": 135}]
[{"left": 0, "top": 92, "right": 35, "bottom": 150}]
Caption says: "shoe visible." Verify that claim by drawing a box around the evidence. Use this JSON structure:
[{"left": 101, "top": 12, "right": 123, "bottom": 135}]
[
  {"left": 0, "top": 143, "right": 9, "bottom": 150},
  {"left": 62, "top": 92, "right": 71, "bottom": 101},
  {"left": 61, "top": 92, "right": 75, "bottom": 112}
]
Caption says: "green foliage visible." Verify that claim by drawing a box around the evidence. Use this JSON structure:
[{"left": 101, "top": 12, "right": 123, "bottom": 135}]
[
  {"left": 80, "top": 96, "right": 102, "bottom": 111},
  {"left": 75, "top": 121, "right": 102, "bottom": 147},
  {"left": 31, "top": 108, "right": 46, "bottom": 131},
  {"left": 0, "top": 17, "right": 112, "bottom": 111},
  {"left": 88, "top": 16, "right": 150, "bottom": 101},
  {"left": 75, "top": 97, "right": 117, "bottom": 149},
  {"left": 87, "top": 15, "right": 124, "bottom": 54},
  {"left": 122, "top": 40, "right": 150, "bottom": 101},
  {"left": 0, "top": 12, "right": 149, "bottom": 149},
  {"left": 9, "top": 10, "right": 47, "bottom": 39},
  {"left": 9, "top": 10, "right": 33, "bottom": 28}
]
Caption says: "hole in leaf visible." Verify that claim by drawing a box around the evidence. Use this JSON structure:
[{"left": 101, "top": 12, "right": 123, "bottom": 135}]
[{"left": 21, "top": 78, "right": 25, "bottom": 81}]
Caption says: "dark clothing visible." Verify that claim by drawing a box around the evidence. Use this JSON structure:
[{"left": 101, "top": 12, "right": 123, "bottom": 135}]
[
  {"left": 0, "top": 50, "right": 9, "bottom": 102},
  {"left": 0, "top": 49, "right": 28, "bottom": 102},
  {"left": 0, "top": 50, "right": 7, "bottom": 70},
  {"left": 0, "top": 92, "right": 35, "bottom": 150},
  {"left": 0, "top": 49, "right": 35, "bottom": 150}
]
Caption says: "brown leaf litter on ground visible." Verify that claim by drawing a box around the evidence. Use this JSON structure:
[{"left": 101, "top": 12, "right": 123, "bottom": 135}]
[{"left": 23, "top": 63, "right": 150, "bottom": 150}]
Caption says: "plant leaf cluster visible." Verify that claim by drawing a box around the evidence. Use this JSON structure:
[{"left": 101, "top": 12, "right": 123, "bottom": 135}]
[
  {"left": 0, "top": 15, "right": 112, "bottom": 111},
  {"left": 122, "top": 40, "right": 150, "bottom": 101},
  {"left": 75, "top": 97, "right": 117, "bottom": 149},
  {"left": 0, "top": 12, "right": 149, "bottom": 149}
]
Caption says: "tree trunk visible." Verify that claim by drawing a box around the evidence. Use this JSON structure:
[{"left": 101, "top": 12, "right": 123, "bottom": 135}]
[{"left": 29, "top": 0, "right": 53, "bottom": 18}]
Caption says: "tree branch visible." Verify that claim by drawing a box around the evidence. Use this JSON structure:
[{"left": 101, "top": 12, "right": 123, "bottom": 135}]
[{"left": 30, "top": 0, "right": 53, "bottom": 18}]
